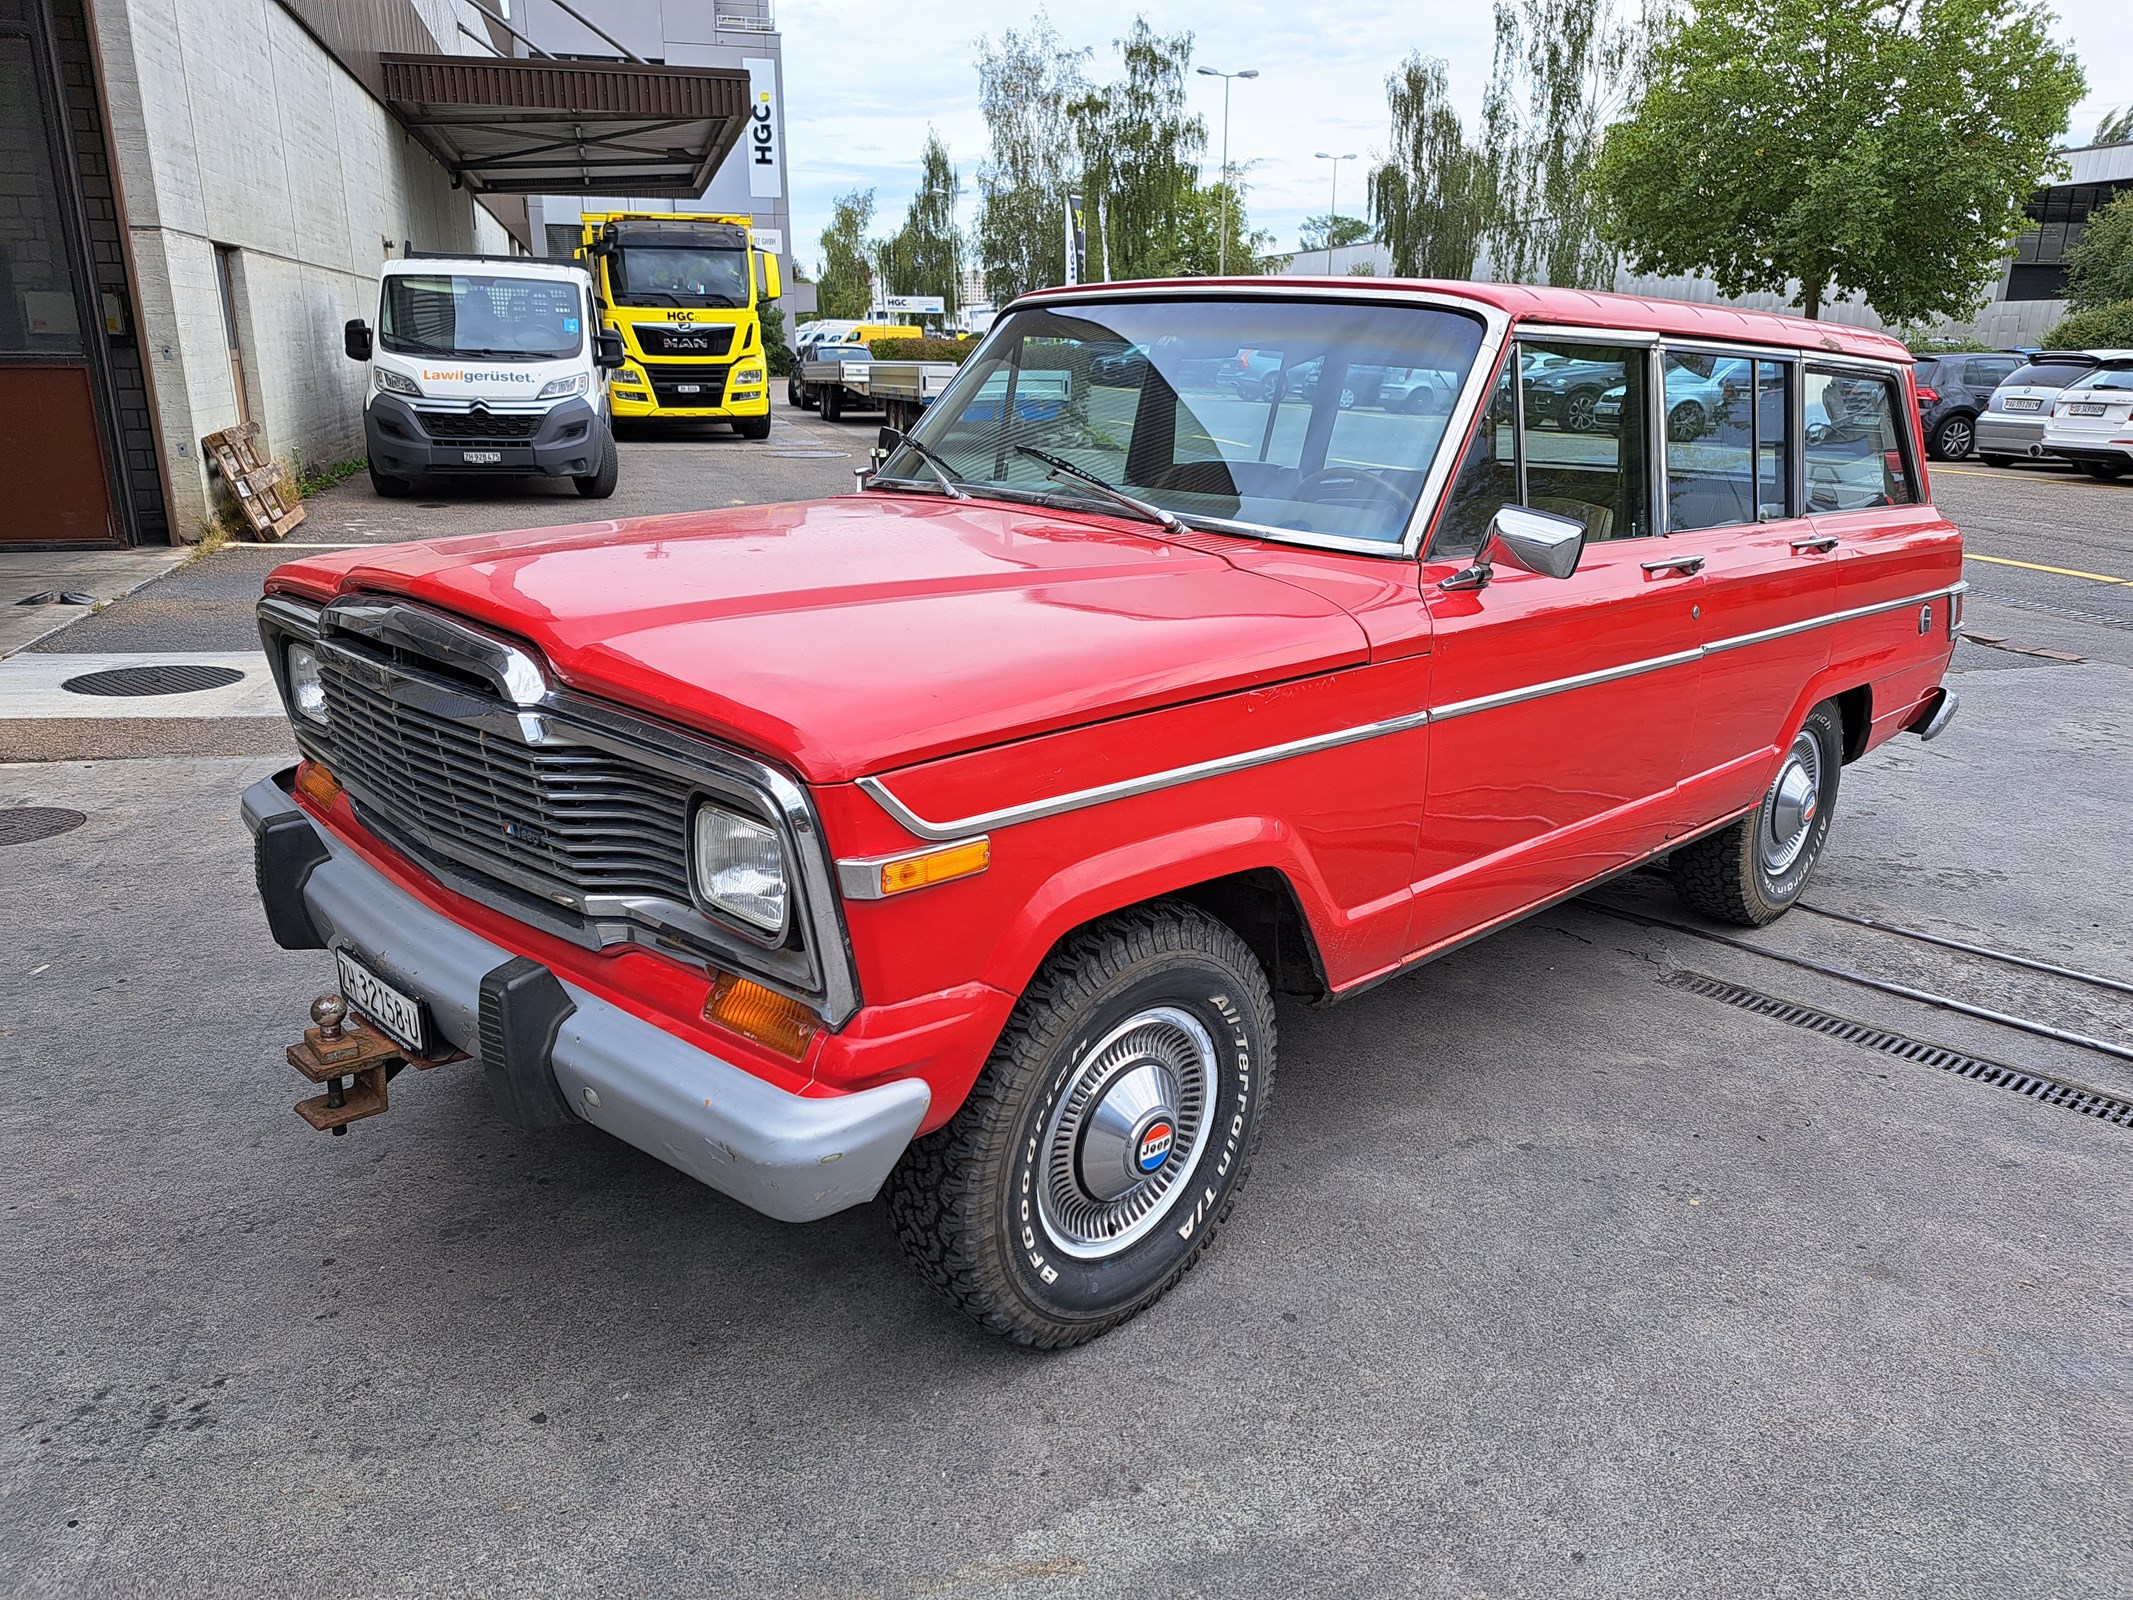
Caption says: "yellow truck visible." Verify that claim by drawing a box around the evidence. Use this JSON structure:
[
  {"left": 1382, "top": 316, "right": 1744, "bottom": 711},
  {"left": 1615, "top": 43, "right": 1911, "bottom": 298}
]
[{"left": 579, "top": 211, "right": 781, "bottom": 438}]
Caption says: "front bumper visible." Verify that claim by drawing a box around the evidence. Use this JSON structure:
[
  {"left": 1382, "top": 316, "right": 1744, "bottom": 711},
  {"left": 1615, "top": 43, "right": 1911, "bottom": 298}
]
[
  {"left": 241, "top": 772, "right": 929, "bottom": 1224},
  {"left": 364, "top": 394, "right": 604, "bottom": 479}
]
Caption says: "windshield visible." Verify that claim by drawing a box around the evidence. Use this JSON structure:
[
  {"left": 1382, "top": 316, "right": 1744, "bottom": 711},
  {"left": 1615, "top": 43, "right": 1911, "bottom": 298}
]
[
  {"left": 378, "top": 275, "right": 585, "bottom": 360},
  {"left": 609, "top": 228, "right": 751, "bottom": 308},
  {"left": 2065, "top": 367, "right": 2133, "bottom": 392},
  {"left": 881, "top": 298, "right": 1487, "bottom": 546},
  {"left": 2003, "top": 361, "right": 2094, "bottom": 389}
]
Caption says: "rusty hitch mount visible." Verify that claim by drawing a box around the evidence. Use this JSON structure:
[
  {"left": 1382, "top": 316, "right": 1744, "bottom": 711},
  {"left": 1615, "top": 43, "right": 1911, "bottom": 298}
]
[{"left": 287, "top": 994, "right": 408, "bottom": 1136}]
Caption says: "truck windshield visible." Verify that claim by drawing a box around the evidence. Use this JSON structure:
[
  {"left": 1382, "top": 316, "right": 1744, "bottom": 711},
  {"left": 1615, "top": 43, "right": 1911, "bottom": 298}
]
[
  {"left": 879, "top": 297, "right": 1487, "bottom": 547},
  {"left": 379, "top": 275, "right": 585, "bottom": 360},
  {"left": 608, "top": 227, "right": 751, "bottom": 309}
]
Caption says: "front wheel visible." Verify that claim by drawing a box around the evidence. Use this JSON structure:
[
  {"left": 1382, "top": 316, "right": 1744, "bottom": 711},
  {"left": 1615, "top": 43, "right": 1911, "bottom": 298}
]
[
  {"left": 732, "top": 413, "right": 772, "bottom": 441},
  {"left": 369, "top": 463, "right": 412, "bottom": 498},
  {"left": 572, "top": 428, "right": 619, "bottom": 498},
  {"left": 1927, "top": 413, "right": 1975, "bottom": 461},
  {"left": 1671, "top": 701, "right": 1843, "bottom": 926},
  {"left": 885, "top": 902, "right": 1277, "bottom": 1348},
  {"left": 1565, "top": 388, "right": 1603, "bottom": 433}
]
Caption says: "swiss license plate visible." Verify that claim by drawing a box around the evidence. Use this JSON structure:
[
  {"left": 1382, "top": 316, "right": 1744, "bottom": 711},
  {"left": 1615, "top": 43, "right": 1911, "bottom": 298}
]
[
  {"left": 675, "top": 384, "right": 702, "bottom": 394},
  {"left": 461, "top": 450, "right": 503, "bottom": 465},
  {"left": 334, "top": 947, "right": 431, "bottom": 1055},
  {"left": 2066, "top": 402, "right": 2105, "bottom": 416},
  {"left": 2004, "top": 397, "right": 2042, "bottom": 412}
]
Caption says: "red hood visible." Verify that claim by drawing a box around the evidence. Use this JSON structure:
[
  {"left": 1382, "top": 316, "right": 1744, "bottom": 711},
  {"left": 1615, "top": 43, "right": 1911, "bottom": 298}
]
[{"left": 270, "top": 496, "right": 1368, "bottom": 783}]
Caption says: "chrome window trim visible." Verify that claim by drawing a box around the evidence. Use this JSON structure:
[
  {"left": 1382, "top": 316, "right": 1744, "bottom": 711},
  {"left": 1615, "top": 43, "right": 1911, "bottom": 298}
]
[
  {"left": 256, "top": 596, "right": 863, "bottom": 1026},
  {"left": 906, "top": 284, "right": 1515, "bottom": 561},
  {"left": 861, "top": 582, "right": 1966, "bottom": 842}
]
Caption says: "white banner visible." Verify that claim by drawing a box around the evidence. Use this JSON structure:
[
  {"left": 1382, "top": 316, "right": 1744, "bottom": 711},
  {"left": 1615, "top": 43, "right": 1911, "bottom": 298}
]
[
  {"left": 880, "top": 294, "right": 946, "bottom": 314},
  {"left": 744, "top": 58, "right": 782, "bottom": 200},
  {"left": 749, "top": 228, "right": 784, "bottom": 253}
]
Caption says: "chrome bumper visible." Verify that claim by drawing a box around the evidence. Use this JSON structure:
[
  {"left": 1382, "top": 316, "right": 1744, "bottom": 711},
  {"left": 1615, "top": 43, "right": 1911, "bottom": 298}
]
[
  {"left": 241, "top": 773, "right": 928, "bottom": 1223},
  {"left": 1909, "top": 687, "right": 1959, "bottom": 743}
]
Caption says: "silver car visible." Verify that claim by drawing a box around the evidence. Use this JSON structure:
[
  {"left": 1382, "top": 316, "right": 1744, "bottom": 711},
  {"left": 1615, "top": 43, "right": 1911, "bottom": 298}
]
[{"left": 1975, "top": 353, "right": 2116, "bottom": 466}]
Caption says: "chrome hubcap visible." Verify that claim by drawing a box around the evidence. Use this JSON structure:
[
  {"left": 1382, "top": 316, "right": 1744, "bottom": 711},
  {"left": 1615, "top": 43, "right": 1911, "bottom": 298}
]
[
  {"left": 1037, "top": 1006, "right": 1215, "bottom": 1261},
  {"left": 1762, "top": 730, "right": 1823, "bottom": 874}
]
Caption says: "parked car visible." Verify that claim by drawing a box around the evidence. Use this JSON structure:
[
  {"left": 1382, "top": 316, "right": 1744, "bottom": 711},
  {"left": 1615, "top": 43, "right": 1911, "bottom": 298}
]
[
  {"left": 1089, "top": 343, "right": 1153, "bottom": 387},
  {"left": 247, "top": 282, "right": 1960, "bottom": 1348},
  {"left": 1521, "top": 352, "right": 1632, "bottom": 432},
  {"left": 1908, "top": 352, "right": 2021, "bottom": 461},
  {"left": 1224, "top": 348, "right": 1287, "bottom": 400},
  {"left": 1373, "top": 366, "right": 1460, "bottom": 414},
  {"left": 1595, "top": 355, "right": 1751, "bottom": 439},
  {"left": 1974, "top": 353, "right": 2108, "bottom": 466},
  {"left": 2042, "top": 359, "right": 2133, "bottom": 479}
]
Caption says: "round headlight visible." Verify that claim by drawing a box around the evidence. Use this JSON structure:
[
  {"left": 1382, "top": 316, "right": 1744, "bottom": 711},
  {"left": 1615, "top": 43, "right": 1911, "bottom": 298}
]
[
  {"left": 692, "top": 805, "right": 788, "bottom": 936},
  {"left": 286, "top": 642, "right": 328, "bottom": 726}
]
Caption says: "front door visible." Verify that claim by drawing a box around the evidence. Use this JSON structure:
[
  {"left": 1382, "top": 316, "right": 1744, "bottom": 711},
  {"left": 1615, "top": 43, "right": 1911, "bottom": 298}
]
[{"left": 1408, "top": 338, "right": 1702, "bottom": 958}]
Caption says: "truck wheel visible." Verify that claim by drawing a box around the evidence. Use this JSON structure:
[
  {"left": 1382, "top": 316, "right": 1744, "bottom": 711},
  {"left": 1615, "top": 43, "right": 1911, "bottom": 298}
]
[
  {"left": 733, "top": 414, "right": 772, "bottom": 441},
  {"left": 786, "top": 376, "right": 804, "bottom": 407},
  {"left": 369, "top": 463, "right": 412, "bottom": 498},
  {"left": 1671, "top": 701, "right": 1843, "bottom": 926},
  {"left": 885, "top": 901, "right": 1277, "bottom": 1348},
  {"left": 822, "top": 386, "right": 844, "bottom": 422},
  {"left": 573, "top": 428, "right": 619, "bottom": 499},
  {"left": 798, "top": 384, "right": 819, "bottom": 412}
]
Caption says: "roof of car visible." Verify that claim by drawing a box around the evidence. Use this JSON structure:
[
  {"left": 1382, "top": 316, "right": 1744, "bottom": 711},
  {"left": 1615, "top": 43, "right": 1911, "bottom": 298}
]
[{"left": 1017, "top": 276, "right": 1913, "bottom": 362}]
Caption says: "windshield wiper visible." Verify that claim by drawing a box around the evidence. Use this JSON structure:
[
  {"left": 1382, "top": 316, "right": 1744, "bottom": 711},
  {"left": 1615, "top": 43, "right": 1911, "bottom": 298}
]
[
  {"left": 1012, "top": 445, "right": 1192, "bottom": 536},
  {"left": 875, "top": 429, "right": 967, "bottom": 499}
]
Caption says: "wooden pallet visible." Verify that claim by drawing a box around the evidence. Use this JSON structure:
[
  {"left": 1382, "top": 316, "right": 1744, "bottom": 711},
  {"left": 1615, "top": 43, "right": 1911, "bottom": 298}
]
[{"left": 202, "top": 422, "right": 306, "bottom": 541}]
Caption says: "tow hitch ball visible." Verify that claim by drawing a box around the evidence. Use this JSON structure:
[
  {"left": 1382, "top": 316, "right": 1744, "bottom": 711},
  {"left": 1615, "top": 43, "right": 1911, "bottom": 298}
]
[{"left": 286, "top": 994, "right": 406, "bottom": 1136}]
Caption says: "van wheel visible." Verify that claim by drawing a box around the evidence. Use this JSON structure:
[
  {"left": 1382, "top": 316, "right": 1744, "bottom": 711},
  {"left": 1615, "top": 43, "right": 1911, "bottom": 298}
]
[
  {"left": 733, "top": 414, "right": 772, "bottom": 441},
  {"left": 885, "top": 901, "right": 1277, "bottom": 1348},
  {"left": 368, "top": 464, "right": 412, "bottom": 498},
  {"left": 1671, "top": 702, "right": 1843, "bottom": 926},
  {"left": 573, "top": 428, "right": 619, "bottom": 498}
]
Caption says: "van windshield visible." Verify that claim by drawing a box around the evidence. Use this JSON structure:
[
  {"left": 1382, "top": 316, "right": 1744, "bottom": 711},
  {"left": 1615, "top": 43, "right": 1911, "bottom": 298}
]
[
  {"left": 880, "top": 297, "right": 1487, "bottom": 547},
  {"left": 379, "top": 275, "right": 585, "bottom": 360}
]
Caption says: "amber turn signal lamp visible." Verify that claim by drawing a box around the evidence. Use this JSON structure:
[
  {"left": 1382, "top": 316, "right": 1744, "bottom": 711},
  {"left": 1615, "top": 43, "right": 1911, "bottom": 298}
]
[
  {"left": 877, "top": 838, "right": 991, "bottom": 898},
  {"left": 702, "top": 971, "right": 820, "bottom": 1060},
  {"left": 295, "top": 759, "right": 342, "bottom": 810}
]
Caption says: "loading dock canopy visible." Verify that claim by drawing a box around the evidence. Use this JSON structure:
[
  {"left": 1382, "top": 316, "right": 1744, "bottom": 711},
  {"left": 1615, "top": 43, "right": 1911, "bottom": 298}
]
[{"left": 379, "top": 55, "right": 751, "bottom": 196}]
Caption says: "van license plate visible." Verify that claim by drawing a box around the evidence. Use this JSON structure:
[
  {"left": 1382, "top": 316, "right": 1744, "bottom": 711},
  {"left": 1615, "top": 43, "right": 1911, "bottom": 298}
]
[
  {"left": 333, "top": 947, "right": 431, "bottom": 1055},
  {"left": 462, "top": 450, "right": 502, "bottom": 464},
  {"left": 675, "top": 384, "right": 702, "bottom": 394}
]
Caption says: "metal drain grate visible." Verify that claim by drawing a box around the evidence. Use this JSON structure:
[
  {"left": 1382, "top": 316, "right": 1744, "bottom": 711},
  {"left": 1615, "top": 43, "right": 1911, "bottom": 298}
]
[
  {"left": 1665, "top": 971, "right": 2133, "bottom": 1129},
  {"left": 60, "top": 663, "right": 246, "bottom": 697},
  {"left": 0, "top": 807, "right": 89, "bottom": 846}
]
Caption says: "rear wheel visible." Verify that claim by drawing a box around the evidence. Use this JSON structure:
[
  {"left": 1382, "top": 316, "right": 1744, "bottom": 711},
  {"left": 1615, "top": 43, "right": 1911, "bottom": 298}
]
[
  {"left": 2077, "top": 458, "right": 2128, "bottom": 481},
  {"left": 1979, "top": 453, "right": 2018, "bottom": 469},
  {"left": 368, "top": 463, "right": 412, "bottom": 498},
  {"left": 1666, "top": 399, "right": 1705, "bottom": 442},
  {"left": 1927, "top": 412, "right": 1975, "bottom": 461},
  {"left": 1566, "top": 388, "right": 1604, "bottom": 433},
  {"left": 732, "top": 413, "right": 772, "bottom": 441},
  {"left": 822, "top": 385, "right": 845, "bottom": 422},
  {"left": 572, "top": 428, "right": 619, "bottom": 498},
  {"left": 885, "top": 901, "right": 1277, "bottom": 1348},
  {"left": 1671, "top": 702, "right": 1843, "bottom": 926}
]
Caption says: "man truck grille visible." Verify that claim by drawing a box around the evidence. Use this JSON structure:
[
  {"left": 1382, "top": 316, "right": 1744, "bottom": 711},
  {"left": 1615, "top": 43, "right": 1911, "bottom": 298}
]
[
  {"left": 319, "top": 654, "right": 694, "bottom": 906},
  {"left": 641, "top": 362, "right": 728, "bottom": 407},
  {"left": 636, "top": 326, "right": 736, "bottom": 357}
]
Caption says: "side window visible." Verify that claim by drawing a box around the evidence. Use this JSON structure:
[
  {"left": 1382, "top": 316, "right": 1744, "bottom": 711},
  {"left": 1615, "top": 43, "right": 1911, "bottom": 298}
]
[
  {"left": 1965, "top": 357, "right": 2017, "bottom": 391},
  {"left": 1519, "top": 340, "right": 1651, "bottom": 541},
  {"left": 1664, "top": 353, "right": 1792, "bottom": 530},
  {"left": 1804, "top": 368, "right": 1917, "bottom": 512},
  {"left": 1426, "top": 355, "right": 1517, "bottom": 558}
]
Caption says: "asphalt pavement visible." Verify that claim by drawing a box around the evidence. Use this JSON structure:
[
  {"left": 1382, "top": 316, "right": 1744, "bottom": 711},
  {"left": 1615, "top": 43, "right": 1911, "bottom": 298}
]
[{"left": 1, "top": 408, "right": 2129, "bottom": 1597}]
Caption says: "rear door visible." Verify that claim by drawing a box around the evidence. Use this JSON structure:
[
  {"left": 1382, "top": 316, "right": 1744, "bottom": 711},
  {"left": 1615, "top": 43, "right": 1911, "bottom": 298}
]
[
  {"left": 1408, "top": 336, "right": 1702, "bottom": 956},
  {"left": 1658, "top": 347, "right": 1838, "bottom": 822}
]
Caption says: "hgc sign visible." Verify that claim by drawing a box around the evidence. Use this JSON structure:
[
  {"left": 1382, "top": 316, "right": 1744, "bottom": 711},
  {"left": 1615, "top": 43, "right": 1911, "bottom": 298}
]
[{"left": 744, "top": 58, "right": 782, "bottom": 200}]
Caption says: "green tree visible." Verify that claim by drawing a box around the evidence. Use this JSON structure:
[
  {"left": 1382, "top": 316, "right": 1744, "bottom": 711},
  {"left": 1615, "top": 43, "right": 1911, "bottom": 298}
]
[
  {"left": 2043, "top": 299, "right": 2133, "bottom": 349},
  {"left": 1168, "top": 178, "right": 1275, "bottom": 275},
  {"left": 2097, "top": 105, "right": 2133, "bottom": 145},
  {"left": 2066, "top": 191, "right": 2133, "bottom": 313},
  {"left": 1483, "top": 0, "right": 1654, "bottom": 289},
  {"left": 1300, "top": 214, "right": 1374, "bottom": 253},
  {"left": 1593, "top": 0, "right": 2085, "bottom": 321},
  {"left": 816, "top": 187, "right": 876, "bottom": 319},
  {"left": 1067, "top": 20, "right": 1206, "bottom": 280},
  {"left": 877, "top": 130, "right": 963, "bottom": 315},
  {"left": 1369, "top": 53, "right": 1501, "bottom": 279},
  {"left": 975, "top": 16, "right": 1089, "bottom": 302}
]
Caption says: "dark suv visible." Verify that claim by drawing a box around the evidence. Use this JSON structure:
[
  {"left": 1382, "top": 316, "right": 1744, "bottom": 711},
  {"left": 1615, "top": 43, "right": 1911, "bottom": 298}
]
[{"left": 1911, "top": 351, "right": 2022, "bottom": 461}]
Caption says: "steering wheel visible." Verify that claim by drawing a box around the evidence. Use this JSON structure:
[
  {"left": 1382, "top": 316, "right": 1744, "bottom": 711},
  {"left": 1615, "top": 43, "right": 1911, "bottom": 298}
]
[{"left": 1294, "top": 466, "right": 1408, "bottom": 515}]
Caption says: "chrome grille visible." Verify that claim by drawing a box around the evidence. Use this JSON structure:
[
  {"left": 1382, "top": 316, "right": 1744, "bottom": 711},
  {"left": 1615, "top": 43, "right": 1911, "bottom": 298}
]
[{"left": 319, "top": 653, "right": 694, "bottom": 905}]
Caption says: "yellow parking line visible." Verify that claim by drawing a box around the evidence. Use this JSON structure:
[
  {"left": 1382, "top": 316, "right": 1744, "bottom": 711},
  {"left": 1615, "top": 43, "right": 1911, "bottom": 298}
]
[
  {"left": 1964, "top": 553, "right": 2129, "bottom": 585},
  {"left": 1938, "top": 466, "right": 2112, "bottom": 487}
]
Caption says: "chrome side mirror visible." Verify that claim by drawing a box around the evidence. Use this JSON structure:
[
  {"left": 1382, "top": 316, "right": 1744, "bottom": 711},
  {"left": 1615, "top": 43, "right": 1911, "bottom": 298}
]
[{"left": 1440, "top": 504, "right": 1586, "bottom": 591}]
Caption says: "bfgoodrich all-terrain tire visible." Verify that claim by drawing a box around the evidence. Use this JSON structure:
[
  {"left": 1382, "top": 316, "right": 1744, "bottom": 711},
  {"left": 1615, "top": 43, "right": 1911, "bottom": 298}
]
[
  {"left": 884, "top": 901, "right": 1277, "bottom": 1348},
  {"left": 1671, "top": 701, "right": 1844, "bottom": 926}
]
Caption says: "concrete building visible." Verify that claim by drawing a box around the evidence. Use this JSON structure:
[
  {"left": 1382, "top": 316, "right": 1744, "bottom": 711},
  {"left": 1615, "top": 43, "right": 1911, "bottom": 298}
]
[
  {"left": 513, "top": 0, "right": 793, "bottom": 291},
  {"left": 5, "top": 0, "right": 752, "bottom": 548},
  {"left": 1276, "top": 139, "right": 2133, "bottom": 347}
]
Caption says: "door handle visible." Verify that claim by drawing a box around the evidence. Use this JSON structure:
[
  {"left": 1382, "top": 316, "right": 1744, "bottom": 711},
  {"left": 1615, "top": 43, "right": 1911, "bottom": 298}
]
[
  {"left": 1789, "top": 535, "right": 1839, "bottom": 553},
  {"left": 1640, "top": 553, "right": 1705, "bottom": 577}
]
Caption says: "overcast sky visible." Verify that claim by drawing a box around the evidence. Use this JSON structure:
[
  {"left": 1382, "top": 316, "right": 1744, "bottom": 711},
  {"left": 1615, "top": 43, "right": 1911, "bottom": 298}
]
[{"left": 775, "top": 0, "right": 2131, "bottom": 280}]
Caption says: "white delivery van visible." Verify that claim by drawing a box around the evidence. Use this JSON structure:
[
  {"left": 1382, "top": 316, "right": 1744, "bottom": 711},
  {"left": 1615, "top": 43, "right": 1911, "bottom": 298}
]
[{"left": 342, "top": 255, "right": 625, "bottom": 499}]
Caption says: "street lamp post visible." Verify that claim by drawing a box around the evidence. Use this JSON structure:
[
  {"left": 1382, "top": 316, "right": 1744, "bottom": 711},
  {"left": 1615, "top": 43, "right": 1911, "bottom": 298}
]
[
  {"left": 1196, "top": 65, "right": 1258, "bottom": 276},
  {"left": 1314, "top": 152, "right": 1356, "bottom": 276}
]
